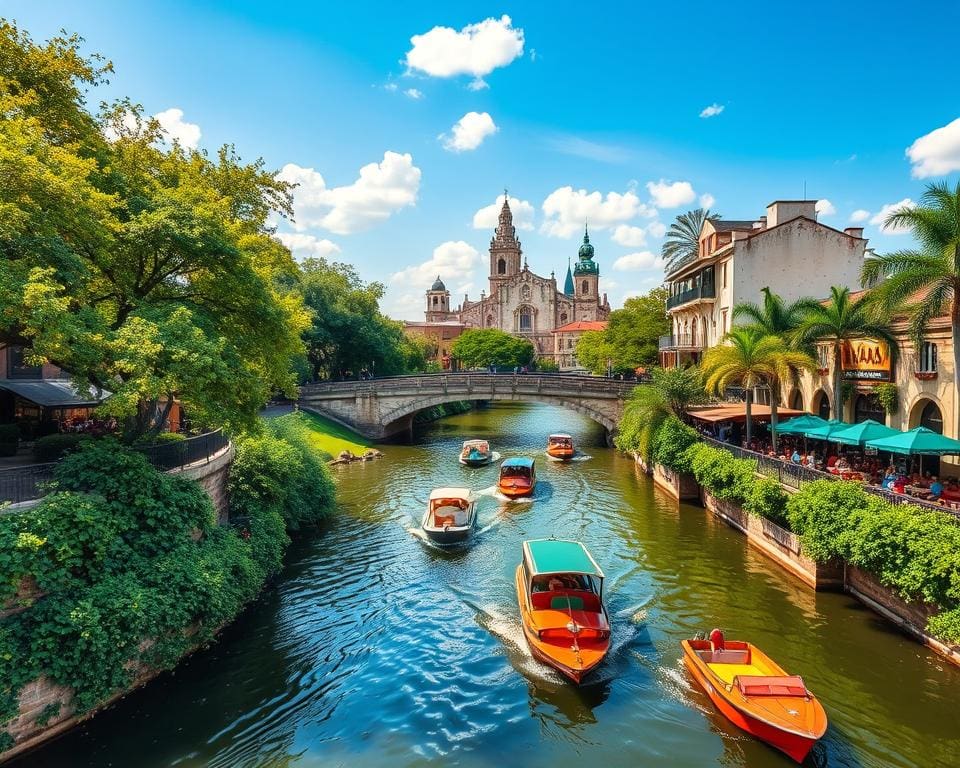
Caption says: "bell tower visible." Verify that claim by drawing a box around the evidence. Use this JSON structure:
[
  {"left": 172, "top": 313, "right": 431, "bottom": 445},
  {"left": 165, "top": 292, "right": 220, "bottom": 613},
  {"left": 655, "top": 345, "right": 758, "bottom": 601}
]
[
  {"left": 573, "top": 224, "right": 601, "bottom": 318},
  {"left": 425, "top": 276, "right": 451, "bottom": 321},
  {"left": 489, "top": 192, "right": 522, "bottom": 290}
]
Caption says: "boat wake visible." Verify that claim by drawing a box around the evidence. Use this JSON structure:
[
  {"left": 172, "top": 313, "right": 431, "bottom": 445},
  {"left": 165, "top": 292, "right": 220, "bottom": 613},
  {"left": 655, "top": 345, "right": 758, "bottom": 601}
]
[
  {"left": 473, "top": 484, "right": 535, "bottom": 504},
  {"left": 544, "top": 453, "right": 593, "bottom": 462}
]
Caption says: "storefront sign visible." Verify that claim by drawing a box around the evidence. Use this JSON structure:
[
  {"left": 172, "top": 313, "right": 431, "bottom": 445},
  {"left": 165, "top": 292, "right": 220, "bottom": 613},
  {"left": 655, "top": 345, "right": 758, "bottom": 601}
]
[{"left": 841, "top": 339, "right": 891, "bottom": 381}]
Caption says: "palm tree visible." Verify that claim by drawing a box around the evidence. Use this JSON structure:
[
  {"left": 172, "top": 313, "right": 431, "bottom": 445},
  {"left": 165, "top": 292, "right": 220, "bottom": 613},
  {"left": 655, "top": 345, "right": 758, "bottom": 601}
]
[
  {"left": 615, "top": 366, "right": 706, "bottom": 461},
  {"left": 861, "top": 181, "right": 960, "bottom": 428},
  {"left": 733, "top": 287, "right": 819, "bottom": 450},
  {"left": 795, "top": 286, "right": 898, "bottom": 421},
  {"left": 701, "top": 327, "right": 816, "bottom": 445},
  {"left": 661, "top": 208, "right": 717, "bottom": 274}
]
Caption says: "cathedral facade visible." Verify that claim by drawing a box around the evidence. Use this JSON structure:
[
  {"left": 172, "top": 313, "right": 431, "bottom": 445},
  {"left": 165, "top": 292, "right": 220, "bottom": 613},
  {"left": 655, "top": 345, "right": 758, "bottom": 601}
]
[{"left": 421, "top": 196, "right": 610, "bottom": 364}]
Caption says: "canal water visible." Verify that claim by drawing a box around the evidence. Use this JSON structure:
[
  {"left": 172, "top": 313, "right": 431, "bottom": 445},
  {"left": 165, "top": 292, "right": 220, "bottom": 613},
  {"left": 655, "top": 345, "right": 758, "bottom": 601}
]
[{"left": 19, "top": 403, "right": 959, "bottom": 767}]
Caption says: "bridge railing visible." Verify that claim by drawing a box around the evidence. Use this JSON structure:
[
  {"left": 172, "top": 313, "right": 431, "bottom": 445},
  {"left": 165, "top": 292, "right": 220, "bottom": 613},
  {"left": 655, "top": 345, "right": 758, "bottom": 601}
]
[{"left": 300, "top": 373, "right": 641, "bottom": 397}]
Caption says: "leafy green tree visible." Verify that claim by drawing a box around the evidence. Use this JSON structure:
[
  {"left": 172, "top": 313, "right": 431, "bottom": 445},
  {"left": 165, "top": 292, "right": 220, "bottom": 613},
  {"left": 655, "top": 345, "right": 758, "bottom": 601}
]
[
  {"left": 450, "top": 328, "right": 534, "bottom": 369},
  {"left": 795, "top": 286, "right": 897, "bottom": 421},
  {"left": 733, "top": 287, "right": 819, "bottom": 449},
  {"left": 575, "top": 287, "right": 670, "bottom": 374},
  {"left": 661, "top": 208, "right": 717, "bottom": 274},
  {"left": 861, "top": 181, "right": 960, "bottom": 424},
  {"left": 701, "top": 328, "right": 815, "bottom": 444}
]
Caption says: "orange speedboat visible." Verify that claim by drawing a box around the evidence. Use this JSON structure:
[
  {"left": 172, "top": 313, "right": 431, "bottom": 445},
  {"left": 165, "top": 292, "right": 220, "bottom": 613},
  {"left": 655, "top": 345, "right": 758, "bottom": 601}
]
[
  {"left": 516, "top": 539, "right": 610, "bottom": 684},
  {"left": 682, "top": 629, "right": 828, "bottom": 763},
  {"left": 546, "top": 433, "right": 575, "bottom": 460},
  {"left": 498, "top": 457, "right": 536, "bottom": 498}
]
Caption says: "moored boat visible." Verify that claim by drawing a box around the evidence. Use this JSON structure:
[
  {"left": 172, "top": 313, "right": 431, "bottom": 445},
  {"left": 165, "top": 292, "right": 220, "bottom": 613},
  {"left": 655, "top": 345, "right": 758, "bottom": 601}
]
[
  {"left": 420, "top": 487, "right": 477, "bottom": 545},
  {"left": 546, "top": 433, "right": 575, "bottom": 460},
  {"left": 515, "top": 539, "right": 610, "bottom": 684},
  {"left": 498, "top": 457, "right": 536, "bottom": 498},
  {"left": 459, "top": 439, "right": 493, "bottom": 467},
  {"left": 681, "top": 629, "right": 828, "bottom": 763}
]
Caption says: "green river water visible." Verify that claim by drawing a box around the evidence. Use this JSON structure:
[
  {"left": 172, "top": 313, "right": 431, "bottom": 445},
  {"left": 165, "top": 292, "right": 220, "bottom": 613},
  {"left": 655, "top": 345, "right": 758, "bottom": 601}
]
[{"left": 16, "top": 402, "right": 960, "bottom": 767}]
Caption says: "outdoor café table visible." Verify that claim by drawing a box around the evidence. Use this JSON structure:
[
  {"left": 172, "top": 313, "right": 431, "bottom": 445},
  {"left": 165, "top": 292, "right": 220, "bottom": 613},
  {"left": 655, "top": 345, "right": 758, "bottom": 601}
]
[{"left": 905, "top": 485, "right": 933, "bottom": 499}]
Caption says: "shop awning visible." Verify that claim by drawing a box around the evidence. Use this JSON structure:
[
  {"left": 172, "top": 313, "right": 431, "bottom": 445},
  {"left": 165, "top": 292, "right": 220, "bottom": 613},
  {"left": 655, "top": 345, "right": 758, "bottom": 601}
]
[
  {"left": 0, "top": 379, "right": 109, "bottom": 407},
  {"left": 687, "top": 404, "right": 804, "bottom": 424}
]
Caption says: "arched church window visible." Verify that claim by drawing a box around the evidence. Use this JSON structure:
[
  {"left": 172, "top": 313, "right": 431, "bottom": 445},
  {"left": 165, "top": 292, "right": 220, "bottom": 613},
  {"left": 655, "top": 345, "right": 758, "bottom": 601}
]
[
  {"left": 581, "top": 280, "right": 588, "bottom": 295},
  {"left": 519, "top": 308, "right": 533, "bottom": 332},
  {"left": 560, "top": 313, "right": 568, "bottom": 323},
  {"left": 497, "top": 258, "right": 506, "bottom": 275},
  {"left": 432, "top": 296, "right": 438, "bottom": 306}
]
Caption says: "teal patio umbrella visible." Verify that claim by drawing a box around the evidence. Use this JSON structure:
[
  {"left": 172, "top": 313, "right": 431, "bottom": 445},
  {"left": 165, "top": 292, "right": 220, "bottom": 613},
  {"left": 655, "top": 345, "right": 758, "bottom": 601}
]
[
  {"left": 829, "top": 419, "right": 901, "bottom": 447},
  {"left": 776, "top": 414, "right": 829, "bottom": 435},
  {"left": 866, "top": 427, "right": 960, "bottom": 455},
  {"left": 804, "top": 420, "right": 850, "bottom": 441}
]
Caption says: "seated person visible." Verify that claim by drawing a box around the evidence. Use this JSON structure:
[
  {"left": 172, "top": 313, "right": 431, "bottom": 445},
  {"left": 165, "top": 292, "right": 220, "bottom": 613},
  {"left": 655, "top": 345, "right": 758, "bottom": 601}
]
[
  {"left": 929, "top": 476, "right": 944, "bottom": 500},
  {"left": 791, "top": 450, "right": 802, "bottom": 464},
  {"left": 835, "top": 456, "right": 851, "bottom": 471},
  {"left": 826, "top": 455, "right": 838, "bottom": 468}
]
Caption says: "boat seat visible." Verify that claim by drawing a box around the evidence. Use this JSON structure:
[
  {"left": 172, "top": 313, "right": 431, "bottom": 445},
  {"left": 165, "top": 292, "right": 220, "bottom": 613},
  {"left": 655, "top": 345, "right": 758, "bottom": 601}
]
[
  {"left": 531, "top": 590, "right": 600, "bottom": 612},
  {"left": 550, "top": 596, "right": 584, "bottom": 610},
  {"left": 735, "top": 675, "right": 808, "bottom": 697},
  {"left": 710, "top": 649, "right": 751, "bottom": 665}
]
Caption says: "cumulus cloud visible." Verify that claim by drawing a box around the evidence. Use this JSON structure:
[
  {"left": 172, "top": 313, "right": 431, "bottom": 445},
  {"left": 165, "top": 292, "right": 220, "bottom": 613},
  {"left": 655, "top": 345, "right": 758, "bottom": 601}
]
[
  {"left": 699, "top": 193, "right": 716, "bottom": 209},
  {"left": 849, "top": 209, "right": 870, "bottom": 223},
  {"left": 611, "top": 224, "right": 647, "bottom": 248},
  {"left": 274, "top": 232, "right": 341, "bottom": 260},
  {"left": 404, "top": 15, "right": 524, "bottom": 89},
  {"left": 647, "top": 220, "right": 667, "bottom": 238},
  {"left": 541, "top": 186, "right": 654, "bottom": 238},
  {"left": 386, "top": 240, "right": 482, "bottom": 318},
  {"left": 404, "top": 88, "right": 423, "bottom": 99},
  {"left": 613, "top": 251, "right": 663, "bottom": 271},
  {"left": 906, "top": 117, "right": 960, "bottom": 178},
  {"left": 153, "top": 108, "right": 201, "bottom": 149},
  {"left": 278, "top": 151, "right": 421, "bottom": 235},
  {"left": 441, "top": 111, "right": 498, "bottom": 152},
  {"left": 647, "top": 179, "right": 696, "bottom": 209},
  {"left": 870, "top": 198, "right": 916, "bottom": 234},
  {"left": 472, "top": 194, "right": 534, "bottom": 230},
  {"left": 815, "top": 199, "right": 836, "bottom": 217},
  {"left": 699, "top": 103, "right": 725, "bottom": 119}
]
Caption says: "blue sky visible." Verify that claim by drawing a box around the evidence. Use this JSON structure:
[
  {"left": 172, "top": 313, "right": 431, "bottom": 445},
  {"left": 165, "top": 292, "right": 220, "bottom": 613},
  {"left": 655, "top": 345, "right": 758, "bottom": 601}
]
[{"left": 7, "top": 1, "right": 960, "bottom": 318}]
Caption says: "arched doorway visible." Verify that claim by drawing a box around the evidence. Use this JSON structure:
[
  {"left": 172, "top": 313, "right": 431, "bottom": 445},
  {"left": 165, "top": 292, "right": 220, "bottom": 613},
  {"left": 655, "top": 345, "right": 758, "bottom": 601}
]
[
  {"left": 854, "top": 393, "right": 885, "bottom": 424},
  {"left": 919, "top": 400, "right": 944, "bottom": 434},
  {"left": 789, "top": 389, "right": 803, "bottom": 411},
  {"left": 814, "top": 390, "right": 831, "bottom": 419}
]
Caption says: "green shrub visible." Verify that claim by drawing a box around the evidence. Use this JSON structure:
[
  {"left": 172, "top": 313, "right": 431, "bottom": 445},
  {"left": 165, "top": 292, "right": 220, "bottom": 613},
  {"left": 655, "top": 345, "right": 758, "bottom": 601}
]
[
  {"left": 744, "top": 477, "right": 790, "bottom": 526},
  {"left": 928, "top": 608, "right": 960, "bottom": 645},
  {"left": 0, "top": 424, "right": 18, "bottom": 457},
  {"left": 534, "top": 359, "right": 560, "bottom": 373},
  {"left": 137, "top": 432, "right": 187, "bottom": 445},
  {"left": 686, "top": 443, "right": 756, "bottom": 504},
  {"left": 785, "top": 481, "right": 879, "bottom": 562},
  {"left": 33, "top": 433, "right": 89, "bottom": 461},
  {"left": 651, "top": 415, "right": 698, "bottom": 473}
]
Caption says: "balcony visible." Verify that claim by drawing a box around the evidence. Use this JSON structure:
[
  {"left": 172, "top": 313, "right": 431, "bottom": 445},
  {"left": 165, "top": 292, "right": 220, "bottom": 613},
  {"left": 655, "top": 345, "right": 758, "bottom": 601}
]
[
  {"left": 666, "top": 282, "right": 716, "bottom": 310},
  {"left": 659, "top": 334, "right": 703, "bottom": 350}
]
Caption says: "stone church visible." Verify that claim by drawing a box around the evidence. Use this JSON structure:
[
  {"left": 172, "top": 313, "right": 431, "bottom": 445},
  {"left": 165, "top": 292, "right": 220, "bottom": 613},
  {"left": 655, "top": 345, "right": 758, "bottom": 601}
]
[{"left": 420, "top": 196, "right": 610, "bottom": 362}]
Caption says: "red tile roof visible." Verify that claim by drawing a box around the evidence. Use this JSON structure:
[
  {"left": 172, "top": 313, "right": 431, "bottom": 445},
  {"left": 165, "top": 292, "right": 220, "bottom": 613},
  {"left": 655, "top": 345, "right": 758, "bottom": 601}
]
[{"left": 552, "top": 320, "right": 608, "bottom": 333}]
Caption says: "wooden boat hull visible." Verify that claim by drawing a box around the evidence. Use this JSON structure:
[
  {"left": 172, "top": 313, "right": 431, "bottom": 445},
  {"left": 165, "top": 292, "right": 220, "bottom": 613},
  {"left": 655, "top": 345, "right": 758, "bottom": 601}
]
[
  {"left": 546, "top": 447, "right": 575, "bottom": 460},
  {"left": 421, "top": 504, "right": 477, "bottom": 546},
  {"left": 681, "top": 640, "right": 827, "bottom": 763},
  {"left": 515, "top": 566, "right": 609, "bottom": 685}
]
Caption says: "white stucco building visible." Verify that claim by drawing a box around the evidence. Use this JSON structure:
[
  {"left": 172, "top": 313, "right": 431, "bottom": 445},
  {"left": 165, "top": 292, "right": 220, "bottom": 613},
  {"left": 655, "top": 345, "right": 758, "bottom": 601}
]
[{"left": 659, "top": 200, "right": 868, "bottom": 367}]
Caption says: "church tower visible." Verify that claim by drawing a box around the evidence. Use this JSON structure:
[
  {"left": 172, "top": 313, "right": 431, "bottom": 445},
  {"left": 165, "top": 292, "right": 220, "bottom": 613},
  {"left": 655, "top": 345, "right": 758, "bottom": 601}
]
[
  {"left": 573, "top": 224, "right": 601, "bottom": 317},
  {"left": 489, "top": 194, "right": 522, "bottom": 290},
  {"left": 425, "top": 275, "right": 452, "bottom": 322}
]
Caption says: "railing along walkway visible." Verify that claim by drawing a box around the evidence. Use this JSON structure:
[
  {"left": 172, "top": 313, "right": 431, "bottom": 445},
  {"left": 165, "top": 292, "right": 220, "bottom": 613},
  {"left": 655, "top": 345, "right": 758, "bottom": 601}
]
[
  {"left": 701, "top": 436, "right": 960, "bottom": 521},
  {"left": 0, "top": 429, "right": 229, "bottom": 505}
]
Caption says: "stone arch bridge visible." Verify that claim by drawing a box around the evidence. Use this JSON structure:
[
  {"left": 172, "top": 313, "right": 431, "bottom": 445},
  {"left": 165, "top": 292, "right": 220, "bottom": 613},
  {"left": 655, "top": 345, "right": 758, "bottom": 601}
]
[{"left": 298, "top": 373, "right": 638, "bottom": 442}]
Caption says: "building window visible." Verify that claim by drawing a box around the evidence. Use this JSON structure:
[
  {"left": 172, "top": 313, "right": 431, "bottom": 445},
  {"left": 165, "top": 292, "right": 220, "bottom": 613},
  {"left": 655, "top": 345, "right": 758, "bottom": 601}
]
[
  {"left": 567, "top": 339, "right": 573, "bottom": 349},
  {"left": 816, "top": 391, "right": 831, "bottom": 419},
  {"left": 497, "top": 258, "right": 506, "bottom": 275},
  {"left": 854, "top": 393, "right": 885, "bottom": 424},
  {"left": 432, "top": 296, "right": 438, "bottom": 306},
  {"left": 581, "top": 280, "right": 588, "bottom": 295},
  {"left": 519, "top": 308, "right": 532, "bottom": 332},
  {"left": 7, "top": 346, "right": 42, "bottom": 379},
  {"left": 721, "top": 262, "right": 727, "bottom": 288},
  {"left": 920, "top": 400, "right": 944, "bottom": 434},
  {"left": 919, "top": 342, "right": 938, "bottom": 372},
  {"left": 790, "top": 390, "right": 803, "bottom": 410},
  {"left": 560, "top": 312, "right": 568, "bottom": 323}
]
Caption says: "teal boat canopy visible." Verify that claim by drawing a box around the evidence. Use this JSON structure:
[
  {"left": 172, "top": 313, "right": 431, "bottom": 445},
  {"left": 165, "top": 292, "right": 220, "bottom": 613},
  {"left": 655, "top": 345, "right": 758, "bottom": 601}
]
[
  {"left": 503, "top": 457, "right": 535, "bottom": 468},
  {"left": 524, "top": 539, "right": 604, "bottom": 577}
]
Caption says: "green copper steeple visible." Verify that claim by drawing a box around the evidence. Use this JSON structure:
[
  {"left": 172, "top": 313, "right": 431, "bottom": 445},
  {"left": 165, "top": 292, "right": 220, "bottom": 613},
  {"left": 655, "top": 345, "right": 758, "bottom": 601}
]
[
  {"left": 563, "top": 258, "right": 575, "bottom": 295},
  {"left": 573, "top": 223, "right": 599, "bottom": 275}
]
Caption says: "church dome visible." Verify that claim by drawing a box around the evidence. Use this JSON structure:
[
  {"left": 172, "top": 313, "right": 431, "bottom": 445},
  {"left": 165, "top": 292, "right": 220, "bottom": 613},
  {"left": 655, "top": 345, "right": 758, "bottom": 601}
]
[
  {"left": 574, "top": 226, "right": 599, "bottom": 275},
  {"left": 578, "top": 226, "right": 595, "bottom": 260},
  {"left": 430, "top": 275, "right": 446, "bottom": 291}
]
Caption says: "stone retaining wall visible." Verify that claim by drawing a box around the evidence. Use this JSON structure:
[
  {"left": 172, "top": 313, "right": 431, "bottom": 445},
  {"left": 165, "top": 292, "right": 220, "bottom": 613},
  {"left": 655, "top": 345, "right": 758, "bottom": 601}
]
[
  {"left": 166, "top": 443, "right": 234, "bottom": 523},
  {"left": 651, "top": 462, "right": 700, "bottom": 501}
]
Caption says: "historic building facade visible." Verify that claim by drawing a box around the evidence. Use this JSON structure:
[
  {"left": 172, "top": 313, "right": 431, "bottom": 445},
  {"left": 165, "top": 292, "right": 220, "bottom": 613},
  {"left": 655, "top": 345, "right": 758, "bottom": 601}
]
[{"left": 412, "top": 196, "right": 610, "bottom": 367}]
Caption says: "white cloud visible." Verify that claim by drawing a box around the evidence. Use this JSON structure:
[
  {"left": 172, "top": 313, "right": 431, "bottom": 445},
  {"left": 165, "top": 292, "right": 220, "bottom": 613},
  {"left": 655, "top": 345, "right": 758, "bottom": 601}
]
[
  {"left": 467, "top": 78, "right": 489, "bottom": 91},
  {"left": 599, "top": 277, "right": 618, "bottom": 292},
  {"left": 613, "top": 251, "right": 664, "bottom": 271},
  {"left": 699, "top": 193, "right": 716, "bottom": 209},
  {"left": 386, "top": 240, "right": 482, "bottom": 318},
  {"left": 815, "top": 199, "right": 836, "bottom": 217},
  {"left": 384, "top": 83, "right": 398, "bottom": 92},
  {"left": 404, "top": 88, "right": 423, "bottom": 99},
  {"left": 869, "top": 198, "right": 916, "bottom": 235},
  {"left": 647, "top": 179, "right": 696, "bottom": 209},
  {"left": 274, "top": 232, "right": 341, "bottom": 260},
  {"left": 541, "top": 186, "right": 654, "bottom": 238},
  {"left": 404, "top": 15, "right": 524, "bottom": 85},
  {"left": 278, "top": 151, "right": 421, "bottom": 235},
  {"left": 849, "top": 209, "right": 871, "bottom": 223},
  {"left": 472, "top": 194, "right": 534, "bottom": 230},
  {"left": 699, "top": 103, "right": 725, "bottom": 119},
  {"left": 153, "top": 108, "right": 201, "bottom": 150},
  {"left": 647, "top": 220, "right": 667, "bottom": 238},
  {"left": 906, "top": 117, "right": 960, "bottom": 178},
  {"left": 545, "top": 135, "right": 631, "bottom": 164},
  {"left": 611, "top": 225, "right": 647, "bottom": 247},
  {"left": 441, "top": 111, "right": 498, "bottom": 152}
]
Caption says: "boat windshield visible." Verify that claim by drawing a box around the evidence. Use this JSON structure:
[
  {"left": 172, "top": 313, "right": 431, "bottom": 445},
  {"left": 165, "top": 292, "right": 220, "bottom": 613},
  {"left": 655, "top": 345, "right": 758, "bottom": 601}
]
[
  {"left": 549, "top": 438, "right": 572, "bottom": 447},
  {"left": 431, "top": 498, "right": 468, "bottom": 510},
  {"left": 530, "top": 573, "right": 592, "bottom": 592},
  {"left": 501, "top": 465, "right": 532, "bottom": 478}
]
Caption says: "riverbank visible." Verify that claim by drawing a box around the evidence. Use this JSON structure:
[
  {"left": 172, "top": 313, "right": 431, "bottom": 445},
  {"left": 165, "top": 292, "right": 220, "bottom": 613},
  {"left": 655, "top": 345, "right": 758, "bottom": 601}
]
[
  {"left": 0, "top": 420, "right": 336, "bottom": 763},
  {"left": 265, "top": 408, "right": 371, "bottom": 459}
]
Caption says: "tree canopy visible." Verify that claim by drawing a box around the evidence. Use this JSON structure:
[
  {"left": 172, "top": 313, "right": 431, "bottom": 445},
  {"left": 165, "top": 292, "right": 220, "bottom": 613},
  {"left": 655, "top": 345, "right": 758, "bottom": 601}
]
[
  {"left": 451, "top": 328, "right": 534, "bottom": 369},
  {"left": 575, "top": 287, "right": 669, "bottom": 374}
]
